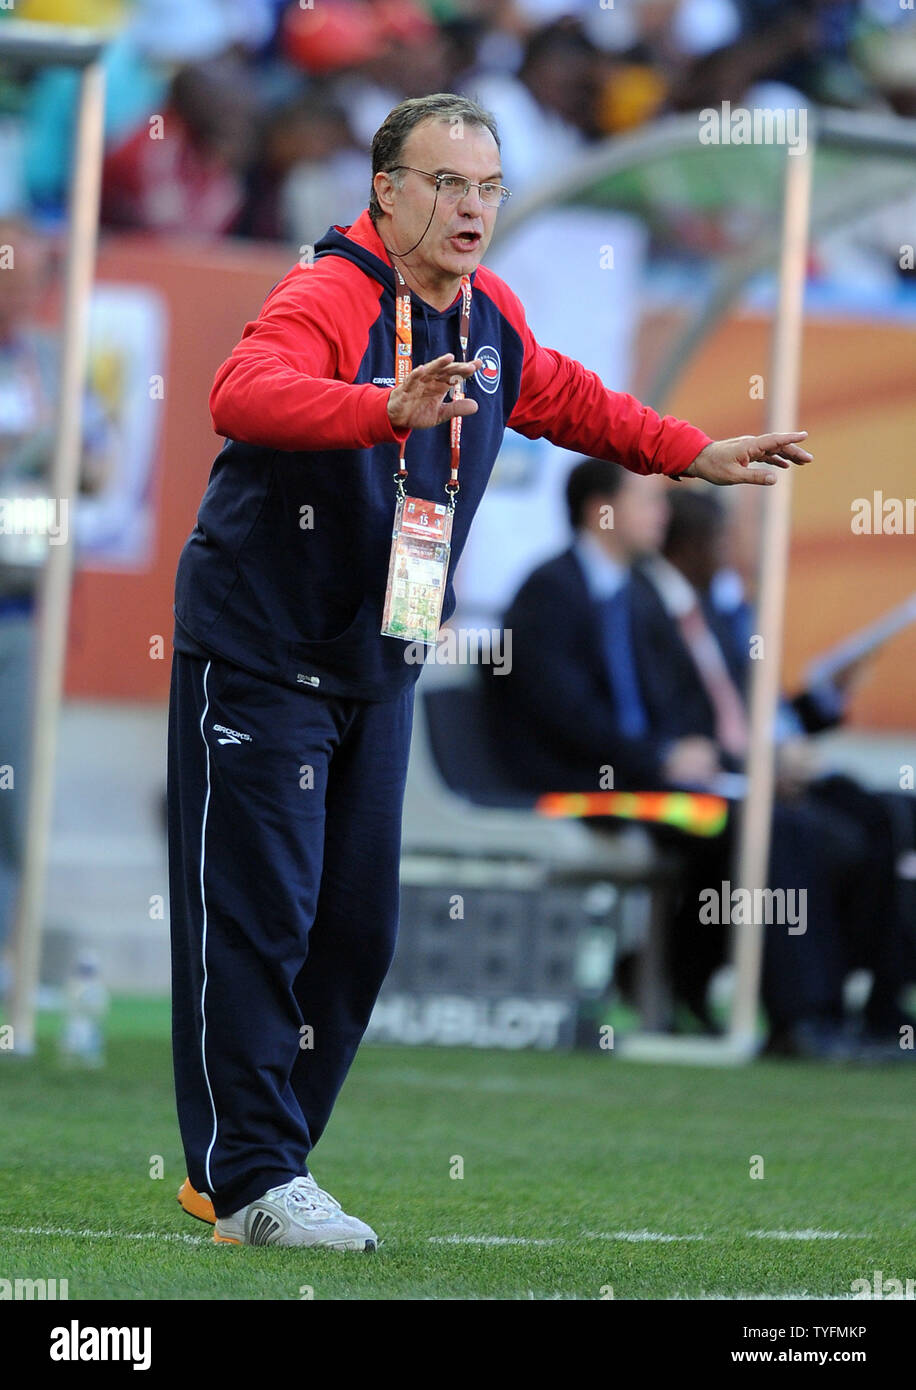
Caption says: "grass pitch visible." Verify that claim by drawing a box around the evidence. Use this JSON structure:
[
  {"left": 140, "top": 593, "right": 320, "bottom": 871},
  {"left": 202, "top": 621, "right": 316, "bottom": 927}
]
[{"left": 0, "top": 997, "right": 913, "bottom": 1301}]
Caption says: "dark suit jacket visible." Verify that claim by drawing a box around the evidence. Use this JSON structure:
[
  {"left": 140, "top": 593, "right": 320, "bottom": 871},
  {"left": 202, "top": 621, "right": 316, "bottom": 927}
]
[
  {"left": 629, "top": 564, "right": 841, "bottom": 762},
  {"left": 482, "top": 547, "right": 673, "bottom": 794}
]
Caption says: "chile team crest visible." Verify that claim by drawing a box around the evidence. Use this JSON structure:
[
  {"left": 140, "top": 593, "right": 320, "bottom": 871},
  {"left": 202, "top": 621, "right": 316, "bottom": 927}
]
[{"left": 472, "top": 345, "right": 501, "bottom": 394}]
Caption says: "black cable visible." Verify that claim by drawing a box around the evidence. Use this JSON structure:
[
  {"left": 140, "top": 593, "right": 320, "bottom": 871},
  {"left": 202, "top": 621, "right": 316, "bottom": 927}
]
[{"left": 378, "top": 183, "right": 440, "bottom": 262}]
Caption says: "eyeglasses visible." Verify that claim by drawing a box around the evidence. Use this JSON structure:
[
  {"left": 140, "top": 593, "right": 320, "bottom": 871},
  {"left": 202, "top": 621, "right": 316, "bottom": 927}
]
[{"left": 389, "top": 166, "right": 511, "bottom": 209}]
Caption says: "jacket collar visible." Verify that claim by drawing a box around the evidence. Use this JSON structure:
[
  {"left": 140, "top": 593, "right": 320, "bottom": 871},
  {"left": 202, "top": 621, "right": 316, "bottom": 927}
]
[{"left": 320, "top": 209, "right": 476, "bottom": 315}]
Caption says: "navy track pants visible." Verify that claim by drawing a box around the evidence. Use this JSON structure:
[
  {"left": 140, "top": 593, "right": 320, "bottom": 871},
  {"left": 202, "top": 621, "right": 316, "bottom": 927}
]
[{"left": 167, "top": 651, "right": 415, "bottom": 1218}]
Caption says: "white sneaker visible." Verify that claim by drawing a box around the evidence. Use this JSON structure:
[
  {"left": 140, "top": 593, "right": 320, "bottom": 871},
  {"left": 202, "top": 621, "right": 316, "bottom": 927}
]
[{"left": 214, "top": 1174, "right": 378, "bottom": 1251}]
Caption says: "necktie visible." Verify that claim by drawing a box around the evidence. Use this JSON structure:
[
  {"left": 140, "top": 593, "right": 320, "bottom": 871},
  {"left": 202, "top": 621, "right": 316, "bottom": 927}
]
[
  {"left": 596, "top": 584, "right": 648, "bottom": 739},
  {"left": 678, "top": 602, "right": 749, "bottom": 759}
]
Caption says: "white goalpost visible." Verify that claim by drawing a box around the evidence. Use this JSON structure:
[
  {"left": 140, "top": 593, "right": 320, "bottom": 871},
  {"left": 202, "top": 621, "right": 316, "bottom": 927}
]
[
  {"left": 618, "top": 140, "right": 815, "bottom": 1064},
  {"left": 2, "top": 20, "right": 108, "bottom": 1055}
]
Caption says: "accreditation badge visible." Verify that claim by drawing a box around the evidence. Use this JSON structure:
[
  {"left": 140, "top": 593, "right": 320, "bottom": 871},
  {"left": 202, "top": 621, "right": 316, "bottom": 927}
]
[{"left": 381, "top": 494, "right": 453, "bottom": 645}]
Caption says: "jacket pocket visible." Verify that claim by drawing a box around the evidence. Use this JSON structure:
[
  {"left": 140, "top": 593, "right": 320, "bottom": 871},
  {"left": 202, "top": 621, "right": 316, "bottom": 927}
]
[{"left": 286, "top": 593, "right": 379, "bottom": 688}]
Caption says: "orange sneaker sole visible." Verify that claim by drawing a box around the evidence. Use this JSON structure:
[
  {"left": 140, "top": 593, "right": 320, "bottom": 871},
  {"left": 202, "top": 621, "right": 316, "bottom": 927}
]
[{"left": 177, "top": 1177, "right": 216, "bottom": 1225}]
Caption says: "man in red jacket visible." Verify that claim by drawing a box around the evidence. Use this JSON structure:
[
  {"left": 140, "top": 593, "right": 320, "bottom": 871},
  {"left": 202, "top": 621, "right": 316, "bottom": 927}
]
[{"left": 169, "top": 91, "right": 812, "bottom": 1250}]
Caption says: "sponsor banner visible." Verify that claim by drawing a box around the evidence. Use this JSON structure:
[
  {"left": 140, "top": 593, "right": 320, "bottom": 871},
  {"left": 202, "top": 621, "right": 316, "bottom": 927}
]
[{"left": 365, "top": 991, "right": 577, "bottom": 1050}]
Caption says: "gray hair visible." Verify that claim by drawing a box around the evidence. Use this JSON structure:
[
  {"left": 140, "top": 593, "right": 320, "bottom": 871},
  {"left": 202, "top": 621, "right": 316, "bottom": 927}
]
[{"left": 369, "top": 93, "right": 500, "bottom": 224}]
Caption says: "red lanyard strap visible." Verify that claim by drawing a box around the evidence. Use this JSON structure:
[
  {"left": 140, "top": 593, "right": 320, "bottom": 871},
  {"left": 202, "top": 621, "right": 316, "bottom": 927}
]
[{"left": 393, "top": 268, "right": 471, "bottom": 509}]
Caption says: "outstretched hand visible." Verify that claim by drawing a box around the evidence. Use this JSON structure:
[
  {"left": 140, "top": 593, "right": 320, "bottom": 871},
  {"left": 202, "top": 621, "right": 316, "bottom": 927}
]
[
  {"left": 386, "top": 353, "right": 482, "bottom": 432},
  {"left": 683, "top": 432, "right": 813, "bottom": 485}
]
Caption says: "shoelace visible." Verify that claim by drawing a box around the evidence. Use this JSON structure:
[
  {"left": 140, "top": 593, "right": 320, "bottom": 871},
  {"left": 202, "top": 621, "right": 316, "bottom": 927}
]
[{"left": 285, "top": 1174, "right": 342, "bottom": 1217}]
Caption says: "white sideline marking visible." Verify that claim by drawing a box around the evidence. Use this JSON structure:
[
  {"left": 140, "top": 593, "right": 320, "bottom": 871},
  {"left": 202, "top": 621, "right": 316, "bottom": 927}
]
[
  {"left": 585, "top": 1231, "right": 706, "bottom": 1243},
  {"left": 429, "top": 1230, "right": 872, "bottom": 1246},
  {"left": 748, "top": 1229, "right": 868, "bottom": 1240},
  {"left": 429, "top": 1232, "right": 704, "bottom": 1247},
  {"left": 2, "top": 1225, "right": 871, "bottom": 1249},
  {"left": 693, "top": 1293, "right": 848, "bottom": 1302},
  {"left": 429, "top": 1235, "right": 562, "bottom": 1247},
  {"left": 3, "top": 1225, "right": 208, "bottom": 1246}
]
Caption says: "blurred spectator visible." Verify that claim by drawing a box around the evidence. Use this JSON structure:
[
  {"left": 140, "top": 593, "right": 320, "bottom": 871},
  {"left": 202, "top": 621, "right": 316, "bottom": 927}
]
[
  {"left": 666, "top": 14, "right": 818, "bottom": 112},
  {"left": 281, "top": 0, "right": 382, "bottom": 80},
  {"left": 485, "top": 459, "right": 719, "bottom": 797},
  {"left": 100, "top": 56, "right": 257, "bottom": 236},
  {"left": 484, "top": 461, "right": 915, "bottom": 1051},
  {"left": 20, "top": 0, "right": 274, "bottom": 220},
  {"left": 589, "top": 0, "right": 740, "bottom": 134},
  {"left": 633, "top": 487, "right": 916, "bottom": 1054},
  {"left": 283, "top": 0, "right": 451, "bottom": 151},
  {"left": 482, "top": 458, "right": 725, "bottom": 1032},
  {"left": 238, "top": 88, "right": 367, "bottom": 245},
  {"left": 462, "top": 17, "right": 601, "bottom": 196},
  {"left": 731, "top": 0, "right": 869, "bottom": 106},
  {"left": 445, "top": 0, "right": 530, "bottom": 80},
  {"left": 1, "top": 0, "right": 910, "bottom": 241},
  {"left": 266, "top": 0, "right": 469, "bottom": 247}
]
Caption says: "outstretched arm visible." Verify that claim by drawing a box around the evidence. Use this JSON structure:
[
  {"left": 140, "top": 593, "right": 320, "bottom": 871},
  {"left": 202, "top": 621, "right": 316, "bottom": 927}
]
[{"left": 492, "top": 275, "right": 813, "bottom": 484}]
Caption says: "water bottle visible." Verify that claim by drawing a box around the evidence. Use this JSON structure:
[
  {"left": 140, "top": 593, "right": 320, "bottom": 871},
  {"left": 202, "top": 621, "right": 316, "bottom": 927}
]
[{"left": 60, "top": 951, "right": 108, "bottom": 1067}]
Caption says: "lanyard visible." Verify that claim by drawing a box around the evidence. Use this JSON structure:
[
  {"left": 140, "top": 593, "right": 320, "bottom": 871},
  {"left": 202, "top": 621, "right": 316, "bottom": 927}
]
[{"left": 394, "top": 267, "right": 472, "bottom": 511}]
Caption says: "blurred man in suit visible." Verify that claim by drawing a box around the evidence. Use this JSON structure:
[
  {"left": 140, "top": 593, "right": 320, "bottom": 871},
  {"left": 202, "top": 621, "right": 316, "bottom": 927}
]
[
  {"left": 486, "top": 457, "right": 734, "bottom": 1033},
  {"left": 487, "top": 456, "right": 720, "bottom": 797},
  {"left": 632, "top": 487, "right": 916, "bottom": 1055},
  {"left": 488, "top": 459, "right": 913, "bottom": 1055}
]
